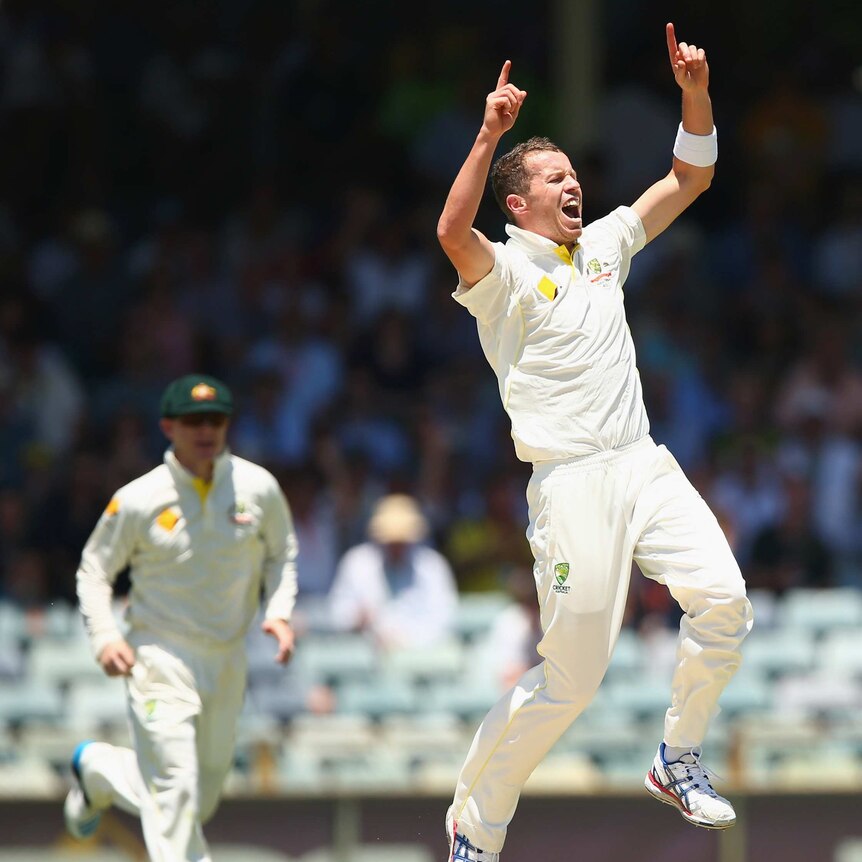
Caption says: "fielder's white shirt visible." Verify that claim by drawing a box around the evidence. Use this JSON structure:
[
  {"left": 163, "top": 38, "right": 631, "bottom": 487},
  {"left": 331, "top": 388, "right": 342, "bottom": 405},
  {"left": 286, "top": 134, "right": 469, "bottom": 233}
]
[
  {"left": 77, "top": 448, "right": 298, "bottom": 657},
  {"left": 454, "top": 206, "right": 648, "bottom": 462}
]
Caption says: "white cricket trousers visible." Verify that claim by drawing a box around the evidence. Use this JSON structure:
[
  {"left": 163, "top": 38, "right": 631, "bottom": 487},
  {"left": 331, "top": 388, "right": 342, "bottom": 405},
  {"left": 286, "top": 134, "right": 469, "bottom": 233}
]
[
  {"left": 77, "top": 634, "right": 247, "bottom": 862},
  {"left": 448, "top": 437, "right": 753, "bottom": 852}
]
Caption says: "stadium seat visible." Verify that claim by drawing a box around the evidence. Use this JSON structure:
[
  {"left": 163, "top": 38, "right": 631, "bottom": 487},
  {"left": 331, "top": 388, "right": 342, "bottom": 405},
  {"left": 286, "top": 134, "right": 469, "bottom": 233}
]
[
  {"left": 336, "top": 676, "right": 418, "bottom": 718},
  {"left": 0, "top": 636, "right": 23, "bottom": 681},
  {"left": 776, "top": 588, "right": 862, "bottom": 634},
  {"left": 715, "top": 667, "right": 773, "bottom": 717},
  {"left": 0, "top": 601, "right": 27, "bottom": 643},
  {"left": 524, "top": 751, "right": 602, "bottom": 791},
  {"left": 817, "top": 630, "right": 862, "bottom": 676},
  {"left": 425, "top": 677, "right": 500, "bottom": 722},
  {"left": 379, "top": 712, "right": 470, "bottom": 773},
  {"left": 605, "top": 626, "right": 647, "bottom": 676},
  {"left": 65, "top": 678, "right": 129, "bottom": 731},
  {"left": 286, "top": 713, "right": 377, "bottom": 756},
  {"left": 0, "top": 680, "right": 64, "bottom": 725},
  {"left": 745, "top": 588, "right": 778, "bottom": 630},
  {"left": 381, "top": 638, "right": 465, "bottom": 685},
  {"left": 16, "top": 723, "right": 86, "bottom": 771},
  {"left": 736, "top": 627, "right": 817, "bottom": 678},
  {"left": 293, "top": 633, "right": 378, "bottom": 686},
  {"left": 605, "top": 673, "right": 669, "bottom": 721},
  {"left": 249, "top": 682, "right": 315, "bottom": 723},
  {"left": 27, "top": 638, "right": 102, "bottom": 687},
  {"left": 773, "top": 671, "right": 862, "bottom": 721},
  {"left": 453, "top": 592, "right": 513, "bottom": 643}
]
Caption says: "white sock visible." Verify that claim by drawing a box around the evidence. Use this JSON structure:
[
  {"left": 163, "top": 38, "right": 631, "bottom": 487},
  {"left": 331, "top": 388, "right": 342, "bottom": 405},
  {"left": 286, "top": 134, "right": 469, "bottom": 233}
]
[{"left": 662, "top": 744, "right": 693, "bottom": 763}]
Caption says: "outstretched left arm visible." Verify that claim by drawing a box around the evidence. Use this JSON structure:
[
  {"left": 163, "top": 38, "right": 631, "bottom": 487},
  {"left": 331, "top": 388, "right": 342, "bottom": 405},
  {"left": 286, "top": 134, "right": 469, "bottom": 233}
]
[{"left": 632, "top": 22, "right": 716, "bottom": 244}]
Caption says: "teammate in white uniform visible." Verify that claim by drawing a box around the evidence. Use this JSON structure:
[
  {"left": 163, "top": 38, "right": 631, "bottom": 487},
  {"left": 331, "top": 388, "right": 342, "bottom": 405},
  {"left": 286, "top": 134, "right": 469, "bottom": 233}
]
[
  {"left": 64, "top": 374, "right": 299, "bottom": 862},
  {"left": 436, "top": 25, "right": 753, "bottom": 860}
]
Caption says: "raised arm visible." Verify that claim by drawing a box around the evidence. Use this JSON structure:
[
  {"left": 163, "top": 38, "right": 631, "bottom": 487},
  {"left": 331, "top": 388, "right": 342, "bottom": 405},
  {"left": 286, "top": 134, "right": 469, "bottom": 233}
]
[
  {"left": 436, "top": 61, "right": 527, "bottom": 286},
  {"left": 632, "top": 23, "right": 716, "bottom": 244}
]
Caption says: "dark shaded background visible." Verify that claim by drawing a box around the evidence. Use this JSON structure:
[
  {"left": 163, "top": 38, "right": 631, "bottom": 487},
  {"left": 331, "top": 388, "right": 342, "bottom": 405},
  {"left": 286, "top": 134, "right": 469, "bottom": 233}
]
[{"left": 1, "top": 0, "right": 861, "bottom": 625}]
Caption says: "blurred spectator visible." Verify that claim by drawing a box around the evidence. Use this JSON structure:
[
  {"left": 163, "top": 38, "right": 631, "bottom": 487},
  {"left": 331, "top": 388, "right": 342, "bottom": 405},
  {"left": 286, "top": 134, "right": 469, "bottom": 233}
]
[
  {"left": 445, "top": 476, "right": 532, "bottom": 593},
  {"left": 810, "top": 172, "right": 862, "bottom": 298},
  {"left": 279, "top": 466, "right": 339, "bottom": 597},
  {"left": 774, "top": 310, "right": 862, "bottom": 436},
  {"left": 709, "top": 437, "right": 786, "bottom": 566},
  {"left": 0, "top": 1, "right": 859, "bottom": 624},
  {"left": 748, "top": 472, "right": 834, "bottom": 593},
  {"left": 328, "top": 494, "right": 458, "bottom": 649}
]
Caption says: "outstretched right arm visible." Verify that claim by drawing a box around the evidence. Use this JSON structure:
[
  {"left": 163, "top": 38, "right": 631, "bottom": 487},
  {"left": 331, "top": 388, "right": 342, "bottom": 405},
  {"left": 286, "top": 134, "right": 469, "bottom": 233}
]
[{"left": 436, "top": 61, "right": 526, "bottom": 287}]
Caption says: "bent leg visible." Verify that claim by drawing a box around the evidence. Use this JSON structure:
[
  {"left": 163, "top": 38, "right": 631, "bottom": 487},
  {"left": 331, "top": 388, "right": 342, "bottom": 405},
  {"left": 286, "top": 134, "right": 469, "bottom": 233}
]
[
  {"left": 75, "top": 741, "right": 146, "bottom": 816},
  {"left": 634, "top": 447, "right": 754, "bottom": 748}
]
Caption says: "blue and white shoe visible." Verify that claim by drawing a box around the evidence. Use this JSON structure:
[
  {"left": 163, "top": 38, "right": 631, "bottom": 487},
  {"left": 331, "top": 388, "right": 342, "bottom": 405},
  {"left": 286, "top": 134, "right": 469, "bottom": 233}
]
[
  {"left": 446, "top": 810, "right": 500, "bottom": 861},
  {"left": 645, "top": 742, "right": 736, "bottom": 829},
  {"left": 63, "top": 741, "right": 102, "bottom": 839}
]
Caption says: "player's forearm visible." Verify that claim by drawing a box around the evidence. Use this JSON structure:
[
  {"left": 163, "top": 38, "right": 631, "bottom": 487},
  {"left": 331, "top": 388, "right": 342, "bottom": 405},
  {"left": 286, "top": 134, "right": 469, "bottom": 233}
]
[
  {"left": 77, "top": 563, "right": 123, "bottom": 658},
  {"left": 437, "top": 129, "right": 501, "bottom": 249},
  {"left": 263, "top": 561, "right": 298, "bottom": 622},
  {"left": 680, "top": 88, "right": 713, "bottom": 136}
]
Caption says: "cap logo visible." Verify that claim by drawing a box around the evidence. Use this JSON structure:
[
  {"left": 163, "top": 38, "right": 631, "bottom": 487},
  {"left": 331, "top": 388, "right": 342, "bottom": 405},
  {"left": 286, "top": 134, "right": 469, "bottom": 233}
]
[{"left": 190, "top": 383, "right": 217, "bottom": 402}]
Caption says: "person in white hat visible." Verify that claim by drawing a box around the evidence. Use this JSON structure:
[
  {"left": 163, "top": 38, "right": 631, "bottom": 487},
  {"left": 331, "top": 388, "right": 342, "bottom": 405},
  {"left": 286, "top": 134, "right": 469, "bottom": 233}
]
[{"left": 327, "top": 494, "right": 458, "bottom": 649}]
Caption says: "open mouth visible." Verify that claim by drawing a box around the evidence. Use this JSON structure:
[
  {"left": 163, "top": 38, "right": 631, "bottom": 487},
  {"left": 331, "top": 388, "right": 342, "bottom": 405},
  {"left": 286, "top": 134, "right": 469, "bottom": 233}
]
[{"left": 562, "top": 198, "right": 581, "bottom": 222}]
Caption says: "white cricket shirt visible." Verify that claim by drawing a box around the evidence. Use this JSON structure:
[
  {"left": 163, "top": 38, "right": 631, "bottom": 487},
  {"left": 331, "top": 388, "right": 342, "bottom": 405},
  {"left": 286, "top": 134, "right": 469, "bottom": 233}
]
[
  {"left": 454, "top": 205, "right": 648, "bottom": 462},
  {"left": 76, "top": 448, "right": 298, "bottom": 657}
]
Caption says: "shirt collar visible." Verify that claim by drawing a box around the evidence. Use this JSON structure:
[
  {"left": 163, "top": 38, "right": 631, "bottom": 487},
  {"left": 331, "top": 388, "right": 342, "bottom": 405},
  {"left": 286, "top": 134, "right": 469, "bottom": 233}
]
[
  {"left": 504, "top": 223, "right": 580, "bottom": 261},
  {"left": 164, "top": 447, "right": 231, "bottom": 486}
]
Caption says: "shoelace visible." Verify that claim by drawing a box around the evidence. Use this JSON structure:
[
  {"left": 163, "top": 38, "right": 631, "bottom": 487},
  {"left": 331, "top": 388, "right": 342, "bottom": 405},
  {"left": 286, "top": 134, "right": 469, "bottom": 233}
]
[
  {"left": 453, "top": 833, "right": 490, "bottom": 861},
  {"left": 663, "top": 749, "right": 723, "bottom": 807}
]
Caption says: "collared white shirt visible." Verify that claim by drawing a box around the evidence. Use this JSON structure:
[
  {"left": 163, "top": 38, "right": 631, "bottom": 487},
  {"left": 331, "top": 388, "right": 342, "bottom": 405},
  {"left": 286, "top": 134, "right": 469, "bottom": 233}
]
[
  {"left": 77, "top": 448, "right": 298, "bottom": 657},
  {"left": 454, "top": 206, "right": 648, "bottom": 462}
]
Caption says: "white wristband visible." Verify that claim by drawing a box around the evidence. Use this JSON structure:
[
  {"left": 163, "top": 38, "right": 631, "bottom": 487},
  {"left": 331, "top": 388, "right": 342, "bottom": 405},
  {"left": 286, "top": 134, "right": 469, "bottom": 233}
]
[{"left": 673, "top": 123, "right": 717, "bottom": 167}]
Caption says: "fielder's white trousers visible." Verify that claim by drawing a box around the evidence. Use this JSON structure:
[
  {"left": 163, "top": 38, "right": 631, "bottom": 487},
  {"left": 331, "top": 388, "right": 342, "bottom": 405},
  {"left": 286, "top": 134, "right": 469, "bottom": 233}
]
[
  {"left": 78, "top": 634, "right": 247, "bottom": 862},
  {"left": 449, "top": 437, "right": 753, "bottom": 852}
]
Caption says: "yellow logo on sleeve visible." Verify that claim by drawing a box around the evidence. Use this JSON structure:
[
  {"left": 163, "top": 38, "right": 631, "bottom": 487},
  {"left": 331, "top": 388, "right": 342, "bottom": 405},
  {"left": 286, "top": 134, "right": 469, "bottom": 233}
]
[
  {"left": 155, "top": 508, "right": 180, "bottom": 532},
  {"left": 104, "top": 497, "right": 120, "bottom": 517}
]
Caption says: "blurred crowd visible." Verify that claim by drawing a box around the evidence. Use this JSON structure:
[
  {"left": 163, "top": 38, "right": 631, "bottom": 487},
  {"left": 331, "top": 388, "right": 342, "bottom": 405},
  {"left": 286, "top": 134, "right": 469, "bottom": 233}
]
[{"left": 1, "top": 0, "right": 861, "bottom": 644}]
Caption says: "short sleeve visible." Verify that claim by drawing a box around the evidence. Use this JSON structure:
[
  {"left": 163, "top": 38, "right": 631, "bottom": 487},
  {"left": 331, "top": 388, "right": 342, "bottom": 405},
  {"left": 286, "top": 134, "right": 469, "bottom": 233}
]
[{"left": 452, "top": 242, "right": 534, "bottom": 325}]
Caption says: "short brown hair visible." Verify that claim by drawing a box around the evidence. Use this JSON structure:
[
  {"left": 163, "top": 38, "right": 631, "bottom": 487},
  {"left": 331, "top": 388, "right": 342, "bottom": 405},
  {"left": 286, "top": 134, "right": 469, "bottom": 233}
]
[{"left": 490, "top": 137, "right": 564, "bottom": 222}]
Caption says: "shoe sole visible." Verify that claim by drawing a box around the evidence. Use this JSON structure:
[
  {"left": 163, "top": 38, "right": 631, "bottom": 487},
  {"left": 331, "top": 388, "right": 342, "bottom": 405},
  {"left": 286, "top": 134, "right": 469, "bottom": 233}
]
[{"left": 644, "top": 771, "right": 735, "bottom": 830}]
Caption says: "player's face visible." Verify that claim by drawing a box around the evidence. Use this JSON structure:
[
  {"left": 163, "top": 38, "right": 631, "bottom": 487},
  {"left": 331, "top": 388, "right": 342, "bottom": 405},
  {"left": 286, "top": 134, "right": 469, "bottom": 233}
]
[
  {"left": 516, "top": 150, "right": 583, "bottom": 247},
  {"left": 160, "top": 413, "right": 230, "bottom": 475}
]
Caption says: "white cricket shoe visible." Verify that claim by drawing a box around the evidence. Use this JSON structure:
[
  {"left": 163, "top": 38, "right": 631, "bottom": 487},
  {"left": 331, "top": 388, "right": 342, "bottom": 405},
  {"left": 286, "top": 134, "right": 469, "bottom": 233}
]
[
  {"left": 645, "top": 743, "right": 736, "bottom": 829},
  {"left": 446, "top": 810, "right": 500, "bottom": 861},
  {"left": 64, "top": 741, "right": 103, "bottom": 839}
]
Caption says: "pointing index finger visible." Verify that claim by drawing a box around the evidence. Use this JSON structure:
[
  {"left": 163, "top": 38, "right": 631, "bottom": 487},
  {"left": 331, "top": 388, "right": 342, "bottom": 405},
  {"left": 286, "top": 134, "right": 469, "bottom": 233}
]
[
  {"left": 496, "top": 60, "right": 511, "bottom": 89},
  {"left": 666, "top": 22, "right": 679, "bottom": 63}
]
